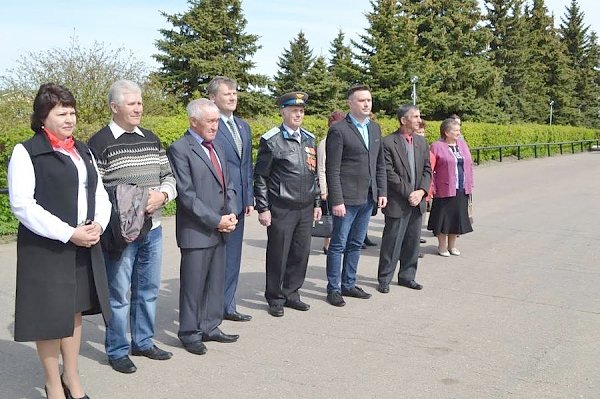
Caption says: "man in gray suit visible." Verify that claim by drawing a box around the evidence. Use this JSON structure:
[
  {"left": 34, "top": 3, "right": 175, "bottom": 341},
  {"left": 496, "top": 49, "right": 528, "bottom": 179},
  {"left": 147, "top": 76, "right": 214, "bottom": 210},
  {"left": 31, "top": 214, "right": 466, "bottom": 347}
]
[
  {"left": 377, "top": 104, "right": 431, "bottom": 292},
  {"left": 208, "top": 76, "right": 254, "bottom": 322},
  {"left": 167, "top": 99, "right": 240, "bottom": 356}
]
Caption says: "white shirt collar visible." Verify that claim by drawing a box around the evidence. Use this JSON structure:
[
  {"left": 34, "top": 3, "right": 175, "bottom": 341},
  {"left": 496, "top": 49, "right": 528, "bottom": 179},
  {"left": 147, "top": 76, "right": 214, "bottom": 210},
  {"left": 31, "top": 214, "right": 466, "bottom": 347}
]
[
  {"left": 109, "top": 120, "right": 144, "bottom": 139},
  {"left": 220, "top": 114, "right": 234, "bottom": 124}
]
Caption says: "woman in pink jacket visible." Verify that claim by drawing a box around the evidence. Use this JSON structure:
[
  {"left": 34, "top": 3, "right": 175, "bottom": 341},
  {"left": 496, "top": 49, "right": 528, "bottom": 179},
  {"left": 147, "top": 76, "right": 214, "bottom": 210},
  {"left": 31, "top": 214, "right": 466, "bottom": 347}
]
[{"left": 427, "top": 118, "right": 473, "bottom": 256}]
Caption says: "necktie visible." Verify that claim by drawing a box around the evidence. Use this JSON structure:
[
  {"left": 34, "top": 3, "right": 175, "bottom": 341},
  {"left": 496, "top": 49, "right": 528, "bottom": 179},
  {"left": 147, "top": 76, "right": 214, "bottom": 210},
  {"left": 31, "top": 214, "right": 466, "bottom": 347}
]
[
  {"left": 202, "top": 141, "right": 224, "bottom": 188},
  {"left": 226, "top": 118, "right": 243, "bottom": 156},
  {"left": 291, "top": 130, "right": 301, "bottom": 143}
]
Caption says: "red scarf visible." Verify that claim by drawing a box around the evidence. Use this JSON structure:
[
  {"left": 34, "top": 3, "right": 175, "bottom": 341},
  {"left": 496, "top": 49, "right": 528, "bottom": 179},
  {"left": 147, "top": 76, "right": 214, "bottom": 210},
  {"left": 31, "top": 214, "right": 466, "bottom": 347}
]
[{"left": 43, "top": 127, "right": 80, "bottom": 160}]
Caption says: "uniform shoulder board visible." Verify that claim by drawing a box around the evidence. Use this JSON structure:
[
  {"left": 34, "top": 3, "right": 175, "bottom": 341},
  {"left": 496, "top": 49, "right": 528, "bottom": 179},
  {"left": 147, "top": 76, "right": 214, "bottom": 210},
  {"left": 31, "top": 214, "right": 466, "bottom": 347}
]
[
  {"left": 300, "top": 128, "right": 315, "bottom": 139},
  {"left": 261, "top": 127, "right": 280, "bottom": 140}
]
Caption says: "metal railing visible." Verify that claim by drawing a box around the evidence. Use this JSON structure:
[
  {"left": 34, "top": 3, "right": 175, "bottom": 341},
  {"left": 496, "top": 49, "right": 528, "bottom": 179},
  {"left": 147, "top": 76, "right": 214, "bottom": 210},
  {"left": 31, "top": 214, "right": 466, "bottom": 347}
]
[{"left": 470, "top": 139, "right": 600, "bottom": 165}]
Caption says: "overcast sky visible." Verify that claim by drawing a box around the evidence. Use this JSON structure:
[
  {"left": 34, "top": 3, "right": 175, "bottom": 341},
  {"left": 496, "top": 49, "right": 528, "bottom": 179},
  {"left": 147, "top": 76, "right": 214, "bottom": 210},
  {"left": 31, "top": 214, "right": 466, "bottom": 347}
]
[{"left": 0, "top": 0, "right": 598, "bottom": 79}]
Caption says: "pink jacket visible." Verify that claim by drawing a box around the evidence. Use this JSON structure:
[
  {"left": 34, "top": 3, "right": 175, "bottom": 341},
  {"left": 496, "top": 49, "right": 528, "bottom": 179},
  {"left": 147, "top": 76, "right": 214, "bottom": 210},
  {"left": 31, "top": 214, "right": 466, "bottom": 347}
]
[{"left": 430, "top": 139, "right": 474, "bottom": 198}]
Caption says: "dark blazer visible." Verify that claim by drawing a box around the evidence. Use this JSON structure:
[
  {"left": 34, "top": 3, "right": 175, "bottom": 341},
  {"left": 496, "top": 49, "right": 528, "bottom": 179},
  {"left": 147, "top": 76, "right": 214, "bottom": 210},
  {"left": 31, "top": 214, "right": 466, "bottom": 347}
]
[
  {"left": 167, "top": 131, "right": 237, "bottom": 249},
  {"left": 325, "top": 114, "right": 387, "bottom": 207},
  {"left": 214, "top": 116, "right": 254, "bottom": 214},
  {"left": 382, "top": 131, "right": 432, "bottom": 218}
]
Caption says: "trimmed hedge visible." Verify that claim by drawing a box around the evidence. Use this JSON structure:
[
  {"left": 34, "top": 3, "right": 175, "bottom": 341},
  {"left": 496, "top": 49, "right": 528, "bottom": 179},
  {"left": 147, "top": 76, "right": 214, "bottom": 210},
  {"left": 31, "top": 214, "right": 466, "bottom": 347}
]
[{"left": 1, "top": 116, "right": 597, "bottom": 235}]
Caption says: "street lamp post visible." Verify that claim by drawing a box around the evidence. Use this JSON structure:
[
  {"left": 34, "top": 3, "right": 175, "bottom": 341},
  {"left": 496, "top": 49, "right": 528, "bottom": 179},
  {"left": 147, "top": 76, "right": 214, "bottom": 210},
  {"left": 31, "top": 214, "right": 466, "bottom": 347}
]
[
  {"left": 549, "top": 100, "right": 554, "bottom": 126},
  {"left": 411, "top": 75, "right": 418, "bottom": 106}
]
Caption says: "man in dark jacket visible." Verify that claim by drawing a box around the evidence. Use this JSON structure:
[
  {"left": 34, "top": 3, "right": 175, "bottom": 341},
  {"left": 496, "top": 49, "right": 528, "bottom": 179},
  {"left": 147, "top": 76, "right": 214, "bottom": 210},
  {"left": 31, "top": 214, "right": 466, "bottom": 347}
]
[
  {"left": 254, "top": 91, "right": 322, "bottom": 317},
  {"left": 325, "top": 84, "right": 387, "bottom": 307}
]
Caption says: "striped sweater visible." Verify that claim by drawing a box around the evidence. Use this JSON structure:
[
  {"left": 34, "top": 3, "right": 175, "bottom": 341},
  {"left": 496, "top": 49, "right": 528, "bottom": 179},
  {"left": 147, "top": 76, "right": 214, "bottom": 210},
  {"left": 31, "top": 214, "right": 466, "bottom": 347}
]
[{"left": 88, "top": 123, "right": 177, "bottom": 225}]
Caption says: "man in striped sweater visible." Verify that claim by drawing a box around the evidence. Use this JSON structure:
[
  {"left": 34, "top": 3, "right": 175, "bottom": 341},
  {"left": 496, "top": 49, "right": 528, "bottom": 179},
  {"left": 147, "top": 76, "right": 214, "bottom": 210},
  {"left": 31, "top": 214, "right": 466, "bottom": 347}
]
[{"left": 88, "top": 80, "right": 177, "bottom": 374}]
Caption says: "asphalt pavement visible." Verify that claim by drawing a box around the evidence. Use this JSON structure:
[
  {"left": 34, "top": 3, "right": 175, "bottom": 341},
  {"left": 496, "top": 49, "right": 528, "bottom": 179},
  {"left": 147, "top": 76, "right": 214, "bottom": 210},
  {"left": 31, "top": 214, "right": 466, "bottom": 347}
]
[{"left": 1, "top": 151, "right": 599, "bottom": 398}]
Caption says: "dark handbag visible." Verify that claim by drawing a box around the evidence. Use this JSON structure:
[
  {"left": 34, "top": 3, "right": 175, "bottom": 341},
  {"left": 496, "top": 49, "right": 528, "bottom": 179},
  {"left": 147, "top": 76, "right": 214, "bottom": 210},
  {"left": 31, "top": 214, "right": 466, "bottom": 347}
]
[
  {"left": 312, "top": 200, "right": 333, "bottom": 238},
  {"left": 467, "top": 194, "right": 474, "bottom": 224}
]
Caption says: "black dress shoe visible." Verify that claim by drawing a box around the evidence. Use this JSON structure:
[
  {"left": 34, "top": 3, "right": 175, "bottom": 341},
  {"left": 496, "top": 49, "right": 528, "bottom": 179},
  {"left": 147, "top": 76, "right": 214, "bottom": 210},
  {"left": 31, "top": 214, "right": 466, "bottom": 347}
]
[
  {"left": 131, "top": 344, "right": 173, "bottom": 360},
  {"left": 341, "top": 285, "right": 372, "bottom": 299},
  {"left": 326, "top": 291, "right": 346, "bottom": 307},
  {"left": 420, "top": 238, "right": 427, "bottom": 244},
  {"left": 377, "top": 283, "right": 390, "bottom": 293},
  {"left": 202, "top": 330, "right": 239, "bottom": 343},
  {"left": 364, "top": 236, "right": 377, "bottom": 246},
  {"left": 398, "top": 279, "right": 423, "bottom": 290},
  {"left": 108, "top": 355, "right": 137, "bottom": 374},
  {"left": 61, "top": 375, "right": 90, "bottom": 399},
  {"left": 224, "top": 311, "right": 252, "bottom": 322},
  {"left": 268, "top": 304, "right": 284, "bottom": 317},
  {"left": 183, "top": 341, "right": 208, "bottom": 355},
  {"left": 284, "top": 299, "right": 310, "bottom": 311}
]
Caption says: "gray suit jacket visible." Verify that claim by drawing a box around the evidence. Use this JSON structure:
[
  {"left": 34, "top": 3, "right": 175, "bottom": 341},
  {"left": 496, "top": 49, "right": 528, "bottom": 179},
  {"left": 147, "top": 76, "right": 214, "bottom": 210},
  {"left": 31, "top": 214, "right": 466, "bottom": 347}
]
[
  {"left": 382, "top": 131, "right": 431, "bottom": 217},
  {"left": 167, "top": 131, "right": 237, "bottom": 249},
  {"left": 325, "top": 114, "right": 387, "bottom": 207}
]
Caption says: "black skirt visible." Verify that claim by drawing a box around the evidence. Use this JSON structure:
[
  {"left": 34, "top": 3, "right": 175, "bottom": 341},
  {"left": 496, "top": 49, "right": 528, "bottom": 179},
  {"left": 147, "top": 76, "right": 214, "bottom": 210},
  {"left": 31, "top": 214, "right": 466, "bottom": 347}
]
[
  {"left": 427, "top": 189, "right": 473, "bottom": 235},
  {"left": 75, "top": 247, "right": 99, "bottom": 314}
]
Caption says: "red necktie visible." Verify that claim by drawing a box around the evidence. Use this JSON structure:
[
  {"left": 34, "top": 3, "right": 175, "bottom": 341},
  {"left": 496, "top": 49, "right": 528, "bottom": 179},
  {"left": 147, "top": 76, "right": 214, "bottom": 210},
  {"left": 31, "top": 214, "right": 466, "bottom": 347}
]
[{"left": 202, "top": 141, "right": 224, "bottom": 188}]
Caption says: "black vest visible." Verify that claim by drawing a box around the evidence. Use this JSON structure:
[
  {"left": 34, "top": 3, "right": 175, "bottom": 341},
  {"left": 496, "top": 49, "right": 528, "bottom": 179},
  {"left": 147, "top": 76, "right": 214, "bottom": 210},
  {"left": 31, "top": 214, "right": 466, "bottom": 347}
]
[{"left": 21, "top": 131, "right": 97, "bottom": 228}]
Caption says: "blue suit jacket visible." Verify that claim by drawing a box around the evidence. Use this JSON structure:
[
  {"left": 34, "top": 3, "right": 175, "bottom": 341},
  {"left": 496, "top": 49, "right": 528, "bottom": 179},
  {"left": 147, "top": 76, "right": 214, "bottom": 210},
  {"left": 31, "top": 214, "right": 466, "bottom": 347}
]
[{"left": 214, "top": 116, "right": 254, "bottom": 215}]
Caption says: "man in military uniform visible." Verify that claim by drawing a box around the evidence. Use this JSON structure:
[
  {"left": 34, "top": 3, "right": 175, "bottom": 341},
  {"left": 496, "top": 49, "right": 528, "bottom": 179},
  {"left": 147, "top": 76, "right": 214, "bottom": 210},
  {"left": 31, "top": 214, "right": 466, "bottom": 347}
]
[{"left": 254, "top": 92, "right": 322, "bottom": 317}]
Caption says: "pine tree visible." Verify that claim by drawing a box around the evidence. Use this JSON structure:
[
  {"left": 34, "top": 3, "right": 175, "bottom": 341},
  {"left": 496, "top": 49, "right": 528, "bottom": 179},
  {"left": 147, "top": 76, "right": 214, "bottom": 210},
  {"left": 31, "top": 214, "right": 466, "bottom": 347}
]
[
  {"left": 528, "top": 0, "right": 577, "bottom": 125},
  {"left": 560, "top": 0, "right": 599, "bottom": 126},
  {"left": 411, "top": 0, "right": 502, "bottom": 121},
  {"left": 328, "top": 30, "right": 361, "bottom": 88},
  {"left": 304, "top": 56, "right": 346, "bottom": 115},
  {"left": 353, "top": 0, "right": 421, "bottom": 115},
  {"left": 273, "top": 31, "right": 314, "bottom": 96},
  {"left": 153, "top": 0, "right": 268, "bottom": 115}
]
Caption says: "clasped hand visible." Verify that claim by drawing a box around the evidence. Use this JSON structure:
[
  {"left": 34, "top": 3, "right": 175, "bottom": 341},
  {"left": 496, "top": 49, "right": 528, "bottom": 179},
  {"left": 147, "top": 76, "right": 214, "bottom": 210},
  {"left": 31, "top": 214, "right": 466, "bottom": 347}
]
[
  {"left": 70, "top": 222, "right": 102, "bottom": 247},
  {"left": 217, "top": 213, "right": 238, "bottom": 233}
]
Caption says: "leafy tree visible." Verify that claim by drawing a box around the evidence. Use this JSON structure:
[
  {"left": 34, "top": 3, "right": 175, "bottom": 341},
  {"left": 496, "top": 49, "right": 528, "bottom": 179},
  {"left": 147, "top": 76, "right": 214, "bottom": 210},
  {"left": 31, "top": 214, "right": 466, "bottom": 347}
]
[
  {"left": 0, "top": 36, "right": 145, "bottom": 127},
  {"left": 274, "top": 31, "right": 314, "bottom": 96},
  {"left": 153, "top": 0, "right": 269, "bottom": 115}
]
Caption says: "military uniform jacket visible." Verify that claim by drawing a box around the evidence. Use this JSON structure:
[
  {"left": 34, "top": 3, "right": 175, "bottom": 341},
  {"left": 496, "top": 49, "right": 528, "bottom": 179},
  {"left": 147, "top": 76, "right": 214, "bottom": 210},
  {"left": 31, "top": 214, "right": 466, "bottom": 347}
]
[{"left": 254, "top": 126, "right": 320, "bottom": 212}]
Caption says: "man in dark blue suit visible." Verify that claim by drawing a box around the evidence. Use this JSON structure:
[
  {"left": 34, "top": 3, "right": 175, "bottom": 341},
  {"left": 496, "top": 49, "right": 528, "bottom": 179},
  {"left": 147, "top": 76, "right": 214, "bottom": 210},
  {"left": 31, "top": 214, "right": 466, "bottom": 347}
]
[{"left": 208, "top": 76, "right": 254, "bottom": 322}]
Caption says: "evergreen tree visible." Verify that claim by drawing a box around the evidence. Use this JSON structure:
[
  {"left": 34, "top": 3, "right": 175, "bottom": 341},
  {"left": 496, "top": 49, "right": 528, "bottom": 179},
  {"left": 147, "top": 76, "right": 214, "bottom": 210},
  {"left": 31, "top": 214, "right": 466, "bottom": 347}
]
[
  {"left": 560, "top": 0, "right": 599, "bottom": 126},
  {"left": 304, "top": 56, "right": 346, "bottom": 115},
  {"left": 353, "top": 0, "right": 421, "bottom": 115},
  {"left": 411, "top": 0, "right": 502, "bottom": 121},
  {"left": 274, "top": 31, "right": 314, "bottom": 96},
  {"left": 328, "top": 30, "right": 361, "bottom": 87},
  {"left": 153, "top": 0, "right": 269, "bottom": 115},
  {"left": 527, "top": 0, "right": 577, "bottom": 125}
]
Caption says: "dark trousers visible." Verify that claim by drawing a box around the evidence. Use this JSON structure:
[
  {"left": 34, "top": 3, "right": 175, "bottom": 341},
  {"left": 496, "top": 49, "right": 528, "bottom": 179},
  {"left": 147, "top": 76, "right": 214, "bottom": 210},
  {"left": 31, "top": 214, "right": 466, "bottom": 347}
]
[
  {"left": 377, "top": 208, "right": 422, "bottom": 285},
  {"left": 178, "top": 244, "right": 225, "bottom": 345},
  {"left": 265, "top": 203, "right": 313, "bottom": 306},
  {"left": 224, "top": 215, "right": 245, "bottom": 314}
]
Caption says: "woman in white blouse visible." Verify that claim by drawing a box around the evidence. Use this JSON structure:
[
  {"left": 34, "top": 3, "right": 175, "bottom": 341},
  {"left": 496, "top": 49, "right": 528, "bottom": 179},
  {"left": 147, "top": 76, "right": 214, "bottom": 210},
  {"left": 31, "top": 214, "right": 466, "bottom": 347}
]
[{"left": 8, "top": 83, "right": 112, "bottom": 399}]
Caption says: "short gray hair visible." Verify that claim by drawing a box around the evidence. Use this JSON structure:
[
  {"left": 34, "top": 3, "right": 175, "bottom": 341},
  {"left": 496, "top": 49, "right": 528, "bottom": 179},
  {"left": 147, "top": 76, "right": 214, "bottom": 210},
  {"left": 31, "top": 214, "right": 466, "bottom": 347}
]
[
  {"left": 108, "top": 80, "right": 142, "bottom": 106},
  {"left": 207, "top": 76, "right": 237, "bottom": 96},
  {"left": 396, "top": 104, "right": 419, "bottom": 124},
  {"left": 186, "top": 98, "right": 219, "bottom": 119}
]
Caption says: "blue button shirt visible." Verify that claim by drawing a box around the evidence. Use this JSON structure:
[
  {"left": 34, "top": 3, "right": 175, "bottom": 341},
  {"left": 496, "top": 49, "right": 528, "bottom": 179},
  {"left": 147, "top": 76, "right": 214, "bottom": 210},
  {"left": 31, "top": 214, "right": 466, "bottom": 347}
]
[{"left": 349, "top": 114, "right": 370, "bottom": 149}]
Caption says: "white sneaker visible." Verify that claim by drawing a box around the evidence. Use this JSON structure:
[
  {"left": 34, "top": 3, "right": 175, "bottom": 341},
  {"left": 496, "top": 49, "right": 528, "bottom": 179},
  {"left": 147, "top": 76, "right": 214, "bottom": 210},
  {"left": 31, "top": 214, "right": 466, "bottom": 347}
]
[
  {"left": 449, "top": 248, "right": 461, "bottom": 256},
  {"left": 438, "top": 250, "right": 450, "bottom": 257}
]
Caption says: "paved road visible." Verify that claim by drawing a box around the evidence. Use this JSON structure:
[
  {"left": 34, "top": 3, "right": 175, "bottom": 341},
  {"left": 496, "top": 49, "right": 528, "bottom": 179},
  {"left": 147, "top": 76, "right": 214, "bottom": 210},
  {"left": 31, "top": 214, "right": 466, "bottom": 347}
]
[{"left": 1, "top": 152, "right": 599, "bottom": 399}]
